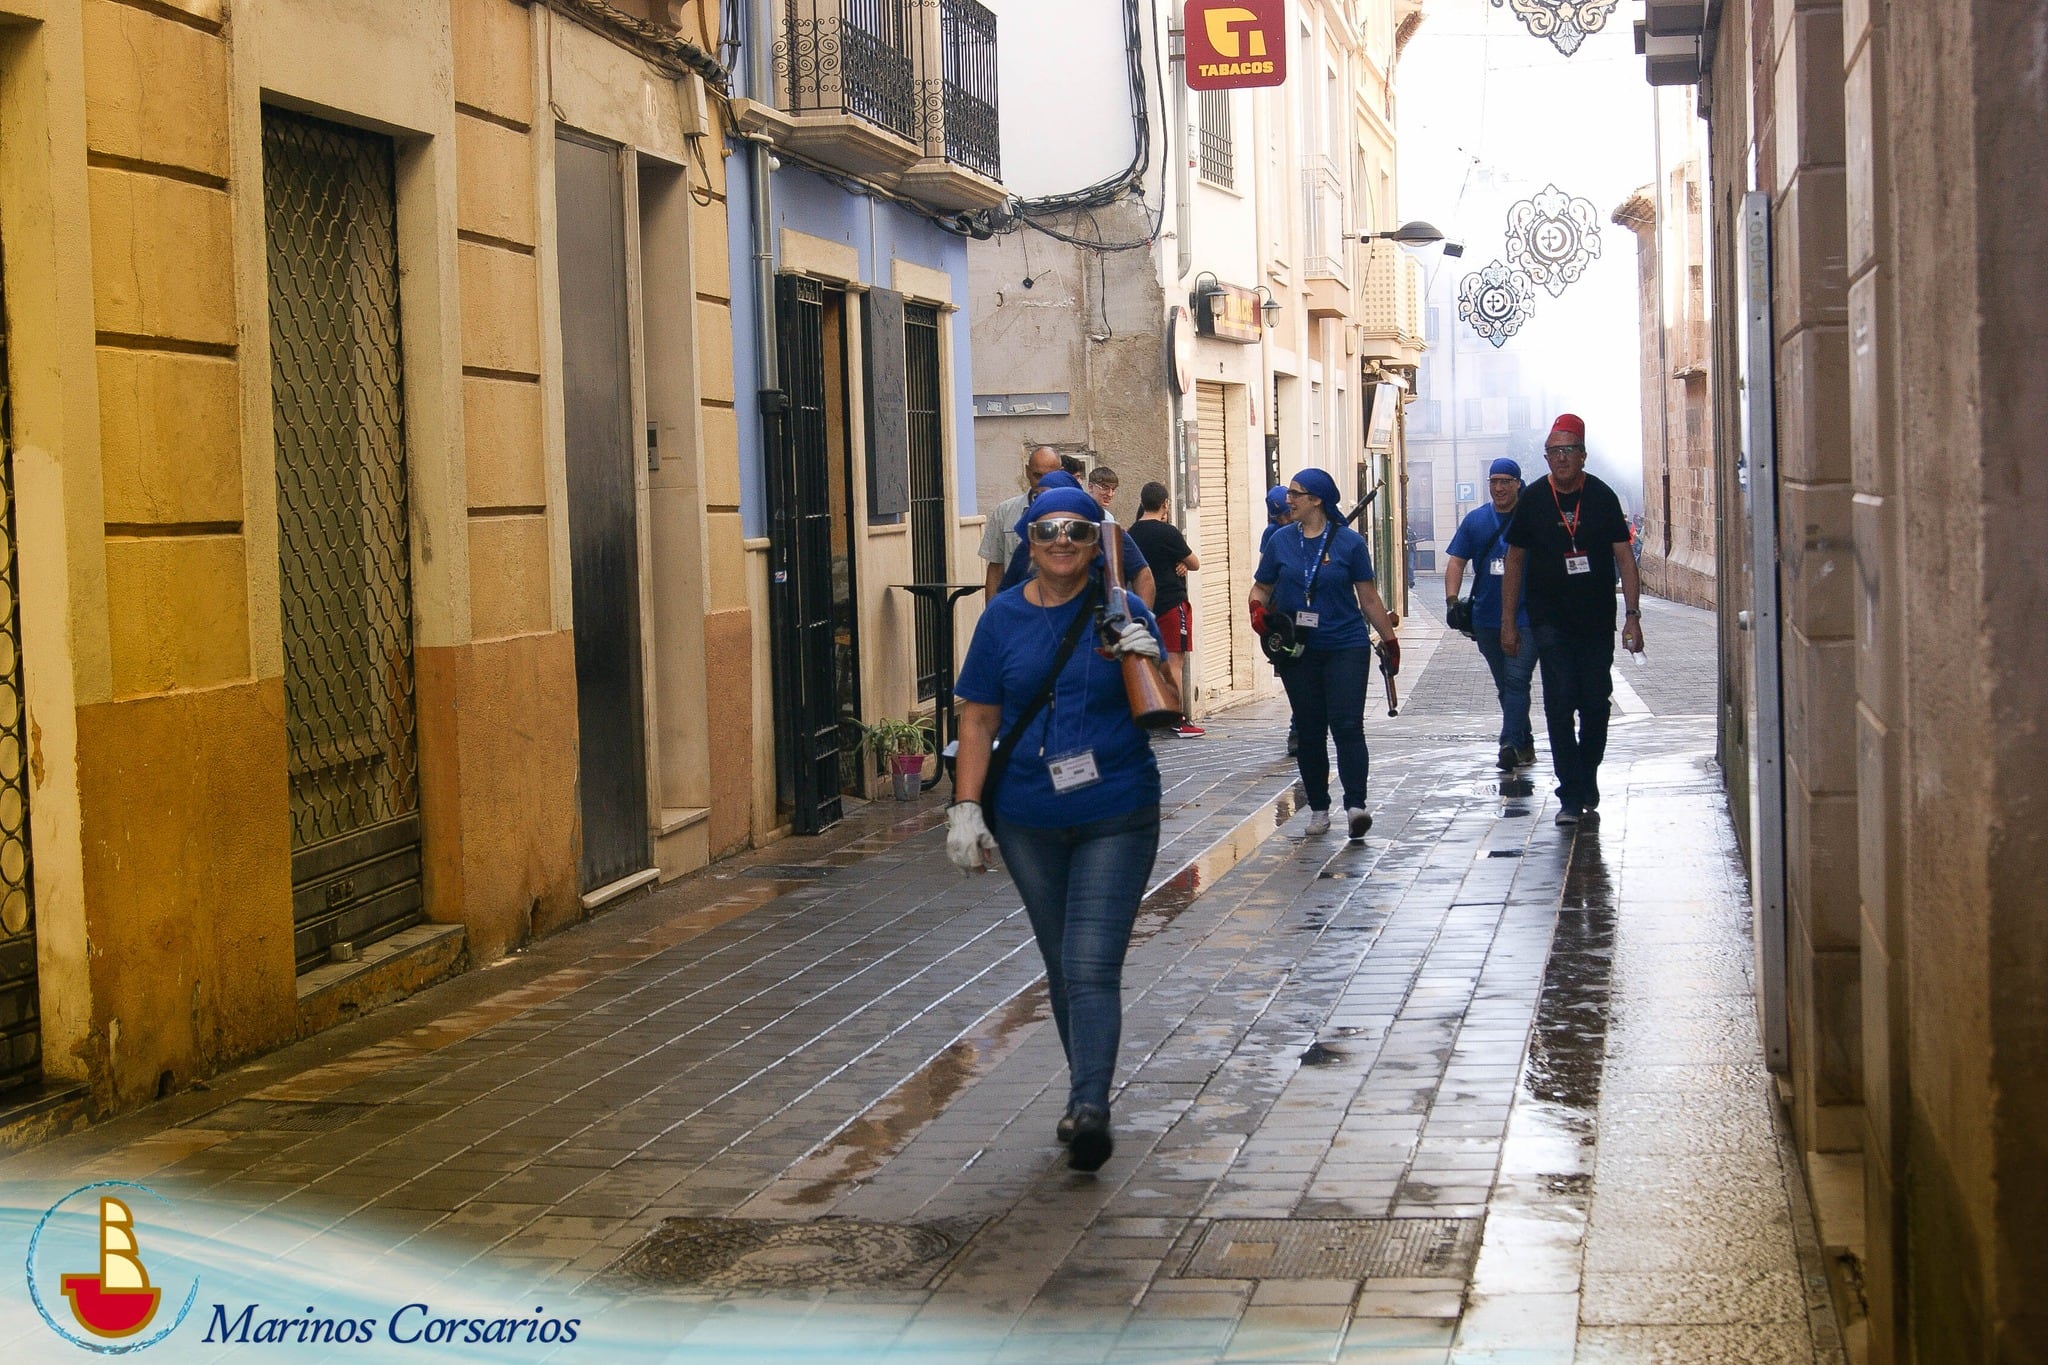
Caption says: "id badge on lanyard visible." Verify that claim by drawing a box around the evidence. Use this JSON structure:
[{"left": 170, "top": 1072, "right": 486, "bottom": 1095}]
[
  {"left": 1297, "top": 524, "right": 1334, "bottom": 627},
  {"left": 1047, "top": 750, "right": 1102, "bottom": 793}
]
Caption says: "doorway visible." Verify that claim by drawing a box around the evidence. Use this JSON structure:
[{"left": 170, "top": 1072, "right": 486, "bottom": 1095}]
[
  {"left": 555, "top": 132, "right": 651, "bottom": 892},
  {"left": 264, "top": 108, "right": 424, "bottom": 970},
  {"left": 770, "top": 275, "right": 863, "bottom": 833}
]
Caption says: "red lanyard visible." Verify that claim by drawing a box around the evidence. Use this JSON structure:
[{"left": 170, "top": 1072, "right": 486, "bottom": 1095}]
[{"left": 1550, "top": 481, "right": 1583, "bottom": 552}]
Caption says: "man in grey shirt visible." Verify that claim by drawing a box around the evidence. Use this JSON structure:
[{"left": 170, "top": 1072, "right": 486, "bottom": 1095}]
[{"left": 979, "top": 445, "right": 1064, "bottom": 598}]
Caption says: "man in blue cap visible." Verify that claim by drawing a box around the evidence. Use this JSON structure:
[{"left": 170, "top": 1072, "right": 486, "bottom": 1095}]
[
  {"left": 1259, "top": 485, "right": 1292, "bottom": 555},
  {"left": 1257, "top": 485, "right": 1298, "bottom": 757},
  {"left": 997, "top": 471, "right": 1155, "bottom": 606},
  {"left": 1446, "top": 458, "right": 1537, "bottom": 770}
]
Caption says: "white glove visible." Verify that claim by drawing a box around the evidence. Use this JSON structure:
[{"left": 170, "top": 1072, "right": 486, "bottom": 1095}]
[
  {"left": 1110, "top": 619, "right": 1161, "bottom": 661},
  {"left": 945, "top": 800, "right": 998, "bottom": 873}
]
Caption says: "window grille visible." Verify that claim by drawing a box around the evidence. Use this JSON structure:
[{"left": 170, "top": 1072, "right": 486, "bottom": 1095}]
[{"left": 1198, "top": 90, "right": 1235, "bottom": 188}]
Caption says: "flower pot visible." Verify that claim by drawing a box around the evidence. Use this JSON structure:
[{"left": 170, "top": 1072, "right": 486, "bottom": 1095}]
[{"left": 888, "top": 752, "right": 926, "bottom": 800}]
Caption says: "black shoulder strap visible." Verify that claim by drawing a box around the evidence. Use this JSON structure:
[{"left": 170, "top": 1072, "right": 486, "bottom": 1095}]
[{"left": 982, "top": 581, "right": 1099, "bottom": 801}]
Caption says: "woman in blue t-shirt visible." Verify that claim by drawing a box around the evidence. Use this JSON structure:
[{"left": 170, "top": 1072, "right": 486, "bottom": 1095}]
[
  {"left": 1250, "top": 469, "right": 1402, "bottom": 839},
  {"left": 946, "top": 486, "right": 1174, "bottom": 1173}
]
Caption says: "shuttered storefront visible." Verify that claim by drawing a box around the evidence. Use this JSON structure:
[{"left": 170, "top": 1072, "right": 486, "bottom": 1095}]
[{"left": 1194, "top": 382, "right": 1234, "bottom": 700}]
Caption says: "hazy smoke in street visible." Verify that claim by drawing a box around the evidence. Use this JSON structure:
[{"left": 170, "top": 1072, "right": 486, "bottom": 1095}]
[{"left": 1399, "top": 0, "right": 1655, "bottom": 513}]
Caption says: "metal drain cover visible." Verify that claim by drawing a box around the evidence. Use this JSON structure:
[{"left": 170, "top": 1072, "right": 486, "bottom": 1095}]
[
  {"left": 604, "top": 1216, "right": 983, "bottom": 1290},
  {"left": 183, "top": 1099, "right": 378, "bottom": 1132},
  {"left": 1178, "top": 1218, "right": 1482, "bottom": 1280}
]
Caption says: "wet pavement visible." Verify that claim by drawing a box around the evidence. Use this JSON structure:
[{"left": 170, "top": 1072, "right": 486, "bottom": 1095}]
[{"left": 1, "top": 585, "right": 1844, "bottom": 1362}]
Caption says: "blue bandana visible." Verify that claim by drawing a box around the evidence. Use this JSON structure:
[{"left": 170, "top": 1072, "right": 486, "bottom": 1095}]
[{"left": 1015, "top": 487, "right": 1105, "bottom": 537}]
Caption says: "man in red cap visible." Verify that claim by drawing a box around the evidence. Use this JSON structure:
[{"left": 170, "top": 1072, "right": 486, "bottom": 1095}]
[{"left": 1499, "top": 414, "right": 1644, "bottom": 827}]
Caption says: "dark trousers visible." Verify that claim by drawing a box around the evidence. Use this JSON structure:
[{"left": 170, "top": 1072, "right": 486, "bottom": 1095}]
[
  {"left": 1279, "top": 646, "right": 1373, "bottom": 811},
  {"left": 1531, "top": 623, "right": 1614, "bottom": 811}
]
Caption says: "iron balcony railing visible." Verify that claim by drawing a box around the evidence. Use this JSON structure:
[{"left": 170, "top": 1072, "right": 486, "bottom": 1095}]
[
  {"left": 936, "top": 0, "right": 1000, "bottom": 179},
  {"left": 781, "top": 0, "right": 921, "bottom": 144}
]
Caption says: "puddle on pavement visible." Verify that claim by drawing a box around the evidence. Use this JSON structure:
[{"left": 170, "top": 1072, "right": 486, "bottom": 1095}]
[
  {"left": 1517, "top": 832, "right": 1618, "bottom": 1152},
  {"left": 1133, "top": 788, "right": 1299, "bottom": 944},
  {"left": 760, "top": 783, "right": 1304, "bottom": 1210},
  {"left": 771, "top": 987, "right": 1052, "bottom": 1209}
]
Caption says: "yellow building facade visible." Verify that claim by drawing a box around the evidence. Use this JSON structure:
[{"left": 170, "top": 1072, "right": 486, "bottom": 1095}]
[{"left": 0, "top": 0, "right": 748, "bottom": 1121}]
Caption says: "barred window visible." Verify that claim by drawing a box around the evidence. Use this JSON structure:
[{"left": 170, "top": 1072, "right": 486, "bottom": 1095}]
[{"left": 1197, "top": 89, "right": 1235, "bottom": 188}]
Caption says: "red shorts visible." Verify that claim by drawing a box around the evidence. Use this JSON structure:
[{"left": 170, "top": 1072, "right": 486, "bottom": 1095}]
[{"left": 1156, "top": 602, "right": 1193, "bottom": 654}]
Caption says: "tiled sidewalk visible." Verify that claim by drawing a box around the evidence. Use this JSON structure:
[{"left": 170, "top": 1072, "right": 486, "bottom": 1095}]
[{"left": 1, "top": 596, "right": 1842, "bottom": 1363}]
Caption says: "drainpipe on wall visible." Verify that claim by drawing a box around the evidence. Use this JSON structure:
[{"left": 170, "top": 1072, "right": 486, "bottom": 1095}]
[
  {"left": 1169, "top": 10, "right": 1193, "bottom": 523},
  {"left": 747, "top": 0, "right": 780, "bottom": 405}
]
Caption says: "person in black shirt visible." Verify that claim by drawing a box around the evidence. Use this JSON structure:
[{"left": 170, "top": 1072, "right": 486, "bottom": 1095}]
[
  {"left": 1500, "top": 414, "right": 1645, "bottom": 826},
  {"left": 1130, "top": 482, "right": 1205, "bottom": 737}
]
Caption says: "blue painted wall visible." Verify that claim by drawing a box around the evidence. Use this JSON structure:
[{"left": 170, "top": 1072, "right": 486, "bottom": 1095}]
[{"left": 726, "top": 155, "right": 979, "bottom": 540}]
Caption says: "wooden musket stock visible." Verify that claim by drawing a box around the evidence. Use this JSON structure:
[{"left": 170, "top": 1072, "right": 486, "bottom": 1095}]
[{"left": 1099, "top": 524, "right": 1184, "bottom": 729}]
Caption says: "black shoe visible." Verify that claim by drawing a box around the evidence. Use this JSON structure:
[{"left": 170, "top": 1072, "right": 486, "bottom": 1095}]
[
  {"left": 1579, "top": 807, "right": 1602, "bottom": 828},
  {"left": 1497, "top": 744, "right": 1517, "bottom": 770},
  {"left": 1067, "top": 1104, "right": 1113, "bottom": 1172},
  {"left": 1286, "top": 731, "right": 1299, "bottom": 758},
  {"left": 1516, "top": 744, "right": 1537, "bottom": 767},
  {"left": 1555, "top": 806, "right": 1582, "bottom": 826},
  {"left": 1055, "top": 1105, "right": 1077, "bottom": 1144}
]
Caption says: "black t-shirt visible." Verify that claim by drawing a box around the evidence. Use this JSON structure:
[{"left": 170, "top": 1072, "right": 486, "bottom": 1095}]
[
  {"left": 1129, "top": 518, "right": 1195, "bottom": 613},
  {"left": 1504, "top": 473, "right": 1630, "bottom": 632}
]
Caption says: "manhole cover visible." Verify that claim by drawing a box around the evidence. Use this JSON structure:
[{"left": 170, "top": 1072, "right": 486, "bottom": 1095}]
[
  {"left": 1487, "top": 849, "right": 1525, "bottom": 858},
  {"left": 746, "top": 864, "right": 835, "bottom": 880},
  {"left": 183, "top": 1099, "right": 378, "bottom": 1132},
  {"left": 604, "top": 1217, "right": 983, "bottom": 1290},
  {"left": 1178, "top": 1218, "right": 1482, "bottom": 1280}
]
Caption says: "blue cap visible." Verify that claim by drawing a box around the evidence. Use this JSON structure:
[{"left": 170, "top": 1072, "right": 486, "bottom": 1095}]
[
  {"left": 1015, "top": 486, "right": 1105, "bottom": 537},
  {"left": 1488, "top": 458, "right": 1522, "bottom": 480},
  {"left": 1265, "top": 486, "right": 1290, "bottom": 515},
  {"left": 1288, "top": 468, "right": 1343, "bottom": 513},
  {"left": 1032, "top": 470, "right": 1082, "bottom": 495}
]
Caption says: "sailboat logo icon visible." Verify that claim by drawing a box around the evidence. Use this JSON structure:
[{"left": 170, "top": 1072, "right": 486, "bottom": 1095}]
[
  {"left": 27, "top": 1181, "right": 197, "bottom": 1351},
  {"left": 60, "top": 1196, "right": 163, "bottom": 1338}
]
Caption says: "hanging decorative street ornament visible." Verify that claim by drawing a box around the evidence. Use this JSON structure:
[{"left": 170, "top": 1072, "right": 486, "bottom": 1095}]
[
  {"left": 1489, "top": 0, "right": 1623, "bottom": 57},
  {"left": 1505, "top": 183, "right": 1603, "bottom": 298},
  {"left": 1458, "top": 262, "right": 1535, "bottom": 348}
]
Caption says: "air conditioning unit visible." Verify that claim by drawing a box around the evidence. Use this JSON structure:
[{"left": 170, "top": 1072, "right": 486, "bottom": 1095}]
[
  {"left": 1636, "top": 21, "right": 1707, "bottom": 85},
  {"left": 1643, "top": 0, "right": 1719, "bottom": 37}
]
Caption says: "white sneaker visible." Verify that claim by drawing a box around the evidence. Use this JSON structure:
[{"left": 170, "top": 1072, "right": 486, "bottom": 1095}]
[
  {"left": 1305, "top": 809, "right": 1331, "bottom": 836},
  {"left": 1346, "top": 807, "right": 1373, "bottom": 840}
]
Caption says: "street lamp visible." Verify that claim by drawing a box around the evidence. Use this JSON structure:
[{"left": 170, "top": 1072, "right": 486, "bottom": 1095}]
[
  {"left": 1252, "top": 285, "right": 1281, "bottom": 327},
  {"left": 1349, "top": 220, "right": 1449, "bottom": 248}
]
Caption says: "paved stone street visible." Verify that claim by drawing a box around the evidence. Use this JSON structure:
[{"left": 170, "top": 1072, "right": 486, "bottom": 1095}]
[{"left": 2, "top": 584, "right": 1844, "bottom": 1363}]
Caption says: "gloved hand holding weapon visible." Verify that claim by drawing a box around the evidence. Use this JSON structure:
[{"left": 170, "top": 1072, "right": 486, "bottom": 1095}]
[{"left": 1099, "top": 521, "right": 1183, "bottom": 728}]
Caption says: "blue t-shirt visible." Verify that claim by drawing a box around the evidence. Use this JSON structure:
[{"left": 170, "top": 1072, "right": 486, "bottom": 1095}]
[
  {"left": 1253, "top": 522, "right": 1377, "bottom": 651},
  {"left": 1445, "top": 503, "right": 1529, "bottom": 631},
  {"left": 956, "top": 582, "right": 1164, "bottom": 827}
]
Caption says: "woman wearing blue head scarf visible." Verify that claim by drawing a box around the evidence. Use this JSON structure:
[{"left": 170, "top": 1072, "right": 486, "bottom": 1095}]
[
  {"left": 947, "top": 485, "right": 1175, "bottom": 1172},
  {"left": 1249, "top": 469, "right": 1401, "bottom": 838}
]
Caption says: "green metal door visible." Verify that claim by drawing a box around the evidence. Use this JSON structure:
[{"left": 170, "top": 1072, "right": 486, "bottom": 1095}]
[
  {"left": 264, "top": 108, "right": 423, "bottom": 972},
  {"left": 0, "top": 230, "right": 39, "bottom": 1096}
]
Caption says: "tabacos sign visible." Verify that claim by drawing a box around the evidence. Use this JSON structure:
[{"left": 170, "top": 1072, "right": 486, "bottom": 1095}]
[{"left": 1185, "top": 0, "right": 1288, "bottom": 90}]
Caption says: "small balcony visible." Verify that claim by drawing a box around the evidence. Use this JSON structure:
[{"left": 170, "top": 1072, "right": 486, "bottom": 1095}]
[
  {"left": 1358, "top": 249, "right": 1425, "bottom": 368},
  {"left": 1301, "top": 157, "right": 1349, "bottom": 318},
  {"left": 752, "top": 0, "right": 1005, "bottom": 209},
  {"left": 898, "top": 0, "right": 1006, "bottom": 210}
]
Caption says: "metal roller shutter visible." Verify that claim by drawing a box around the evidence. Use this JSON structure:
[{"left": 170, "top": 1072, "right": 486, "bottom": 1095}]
[{"left": 1195, "top": 382, "right": 1235, "bottom": 699}]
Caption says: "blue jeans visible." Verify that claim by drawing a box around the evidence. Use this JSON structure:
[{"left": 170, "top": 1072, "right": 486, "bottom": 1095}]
[
  {"left": 1531, "top": 623, "right": 1614, "bottom": 811},
  {"left": 992, "top": 806, "right": 1161, "bottom": 1111},
  {"left": 1279, "top": 646, "right": 1372, "bottom": 811},
  {"left": 1474, "top": 625, "right": 1538, "bottom": 749}
]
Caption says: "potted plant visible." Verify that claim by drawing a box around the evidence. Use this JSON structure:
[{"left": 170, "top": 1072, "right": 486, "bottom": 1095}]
[{"left": 861, "top": 716, "right": 936, "bottom": 800}]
